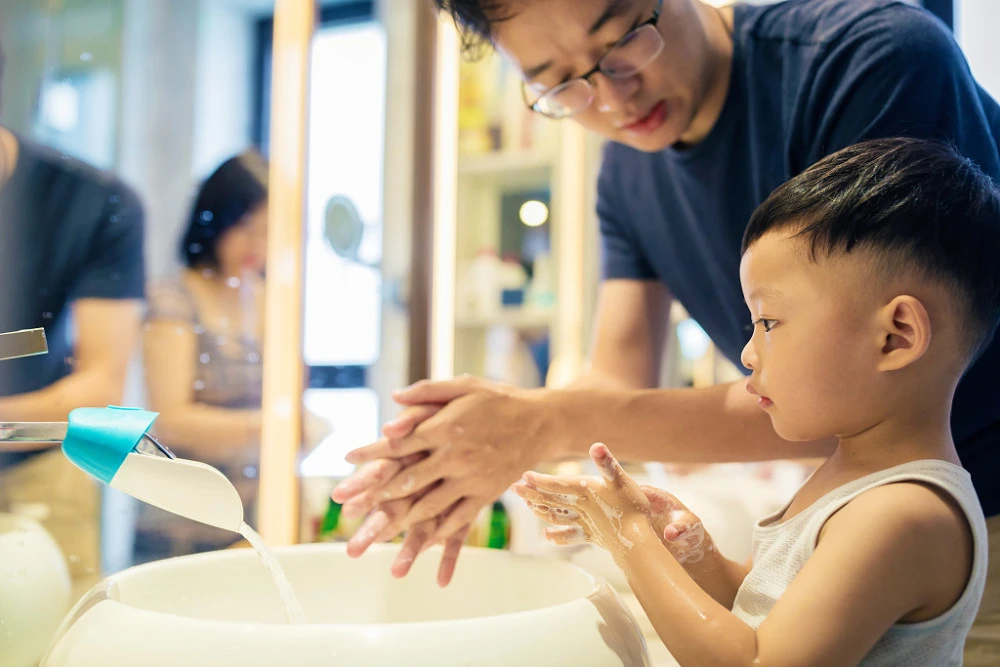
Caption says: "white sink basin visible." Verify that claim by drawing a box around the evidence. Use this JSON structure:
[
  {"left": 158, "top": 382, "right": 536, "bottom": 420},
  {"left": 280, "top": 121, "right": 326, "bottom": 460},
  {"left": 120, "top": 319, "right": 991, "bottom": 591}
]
[{"left": 41, "top": 543, "right": 649, "bottom": 667}]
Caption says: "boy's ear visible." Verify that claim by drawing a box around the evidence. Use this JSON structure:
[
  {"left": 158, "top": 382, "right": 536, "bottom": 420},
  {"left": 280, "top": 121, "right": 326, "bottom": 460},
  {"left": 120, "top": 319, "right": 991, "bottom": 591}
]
[{"left": 876, "top": 295, "right": 931, "bottom": 372}]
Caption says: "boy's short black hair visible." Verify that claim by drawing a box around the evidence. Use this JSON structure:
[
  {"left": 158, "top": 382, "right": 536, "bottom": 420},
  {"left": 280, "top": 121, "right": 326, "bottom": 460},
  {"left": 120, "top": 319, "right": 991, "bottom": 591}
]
[
  {"left": 742, "top": 137, "right": 1000, "bottom": 358},
  {"left": 431, "top": 0, "right": 510, "bottom": 53}
]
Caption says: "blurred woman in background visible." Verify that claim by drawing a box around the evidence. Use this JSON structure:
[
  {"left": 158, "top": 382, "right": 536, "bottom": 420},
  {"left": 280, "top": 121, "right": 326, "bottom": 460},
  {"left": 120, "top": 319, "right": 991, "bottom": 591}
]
[{"left": 137, "top": 151, "right": 269, "bottom": 560}]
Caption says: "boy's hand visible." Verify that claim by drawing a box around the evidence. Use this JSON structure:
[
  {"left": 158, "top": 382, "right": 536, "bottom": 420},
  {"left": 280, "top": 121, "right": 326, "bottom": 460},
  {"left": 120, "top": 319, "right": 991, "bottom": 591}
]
[
  {"left": 514, "top": 443, "right": 716, "bottom": 564},
  {"left": 642, "top": 486, "right": 716, "bottom": 564},
  {"left": 513, "top": 443, "right": 652, "bottom": 555}
]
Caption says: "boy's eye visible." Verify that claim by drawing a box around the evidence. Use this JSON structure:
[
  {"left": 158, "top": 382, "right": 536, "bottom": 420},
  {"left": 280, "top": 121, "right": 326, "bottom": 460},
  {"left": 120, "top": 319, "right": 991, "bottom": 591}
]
[{"left": 748, "top": 318, "right": 777, "bottom": 333}]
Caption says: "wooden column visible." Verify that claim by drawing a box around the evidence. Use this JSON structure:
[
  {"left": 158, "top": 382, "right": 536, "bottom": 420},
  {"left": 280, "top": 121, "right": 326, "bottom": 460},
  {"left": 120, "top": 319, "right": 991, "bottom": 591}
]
[
  {"left": 258, "top": 0, "right": 313, "bottom": 546},
  {"left": 428, "top": 14, "right": 459, "bottom": 380}
]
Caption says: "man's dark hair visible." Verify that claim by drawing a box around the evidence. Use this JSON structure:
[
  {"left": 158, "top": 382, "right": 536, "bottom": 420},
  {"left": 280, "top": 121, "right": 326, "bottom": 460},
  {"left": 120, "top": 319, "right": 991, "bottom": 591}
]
[
  {"left": 432, "top": 0, "right": 511, "bottom": 53},
  {"left": 742, "top": 137, "right": 1000, "bottom": 358}
]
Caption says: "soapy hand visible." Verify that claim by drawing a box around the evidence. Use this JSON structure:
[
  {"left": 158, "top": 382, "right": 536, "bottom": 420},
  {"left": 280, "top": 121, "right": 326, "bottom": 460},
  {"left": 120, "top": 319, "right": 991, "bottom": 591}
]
[
  {"left": 331, "top": 375, "right": 552, "bottom": 585},
  {"left": 642, "top": 484, "right": 717, "bottom": 565},
  {"left": 514, "top": 443, "right": 716, "bottom": 565},
  {"left": 513, "top": 443, "right": 652, "bottom": 556},
  {"left": 333, "top": 376, "right": 548, "bottom": 542}
]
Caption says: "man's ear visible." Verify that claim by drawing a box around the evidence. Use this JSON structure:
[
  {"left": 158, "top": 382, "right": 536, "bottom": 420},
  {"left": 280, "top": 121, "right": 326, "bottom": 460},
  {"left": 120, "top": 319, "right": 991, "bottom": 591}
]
[{"left": 876, "top": 295, "right": 931, "bottom": 372}]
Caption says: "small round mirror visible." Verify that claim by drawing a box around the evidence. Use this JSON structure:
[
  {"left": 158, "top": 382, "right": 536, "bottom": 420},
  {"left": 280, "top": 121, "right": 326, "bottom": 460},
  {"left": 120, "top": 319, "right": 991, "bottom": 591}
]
[{"left": 323, "top": 195, "right": 364, "bottom": 262}]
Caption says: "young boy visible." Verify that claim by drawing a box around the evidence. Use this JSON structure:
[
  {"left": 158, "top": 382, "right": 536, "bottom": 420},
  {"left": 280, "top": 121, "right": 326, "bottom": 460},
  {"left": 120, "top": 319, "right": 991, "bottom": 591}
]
[{"left": 514, "top": 137, "right": 995, "bottom": 666}]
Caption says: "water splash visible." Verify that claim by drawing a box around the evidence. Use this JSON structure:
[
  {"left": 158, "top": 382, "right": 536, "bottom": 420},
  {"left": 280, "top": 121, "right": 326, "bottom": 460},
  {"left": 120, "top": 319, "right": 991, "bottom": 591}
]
[{"left": 238, "top": 522, "right": 307, "bottom": 624}]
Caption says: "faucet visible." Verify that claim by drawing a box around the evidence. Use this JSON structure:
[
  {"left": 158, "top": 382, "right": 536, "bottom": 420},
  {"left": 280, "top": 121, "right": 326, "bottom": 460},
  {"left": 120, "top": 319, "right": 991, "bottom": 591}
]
[
  {"left": 0, "top": 327, "right": 244, "bottom": 532},
  {"left": 0, "top": 328, "right": 66, "bottom": 444},
  {"left": 0, "top": 327, "right": 173, "bottom": 456}
]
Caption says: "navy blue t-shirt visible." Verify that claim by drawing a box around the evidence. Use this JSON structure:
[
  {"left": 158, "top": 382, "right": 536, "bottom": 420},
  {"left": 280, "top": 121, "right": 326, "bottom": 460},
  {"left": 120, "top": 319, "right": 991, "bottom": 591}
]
[
  {"left": 598, "top": 0, "right": 1000, "bottom": 515},
  {"left": 0, "top": 137, "right": 145, "bottom": 466}
]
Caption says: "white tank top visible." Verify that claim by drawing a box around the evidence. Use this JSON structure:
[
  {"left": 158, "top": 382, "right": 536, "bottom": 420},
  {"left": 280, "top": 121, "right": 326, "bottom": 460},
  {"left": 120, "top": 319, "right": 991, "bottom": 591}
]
[{"left": 732, "top": 460, "right": 988, "bottom": 666}]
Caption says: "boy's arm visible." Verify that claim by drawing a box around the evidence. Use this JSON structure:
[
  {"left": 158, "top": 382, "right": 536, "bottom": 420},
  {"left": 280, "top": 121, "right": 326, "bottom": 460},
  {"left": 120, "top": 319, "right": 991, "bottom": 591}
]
[
  {"left": 674, "top": 550, "right": 750, "bottom": 610},
  {"left": 643, "top": 486, "right": 750, "bottom": 608},
  {"left": 616, "top": 482, "right": 970, "bottom": 666}
]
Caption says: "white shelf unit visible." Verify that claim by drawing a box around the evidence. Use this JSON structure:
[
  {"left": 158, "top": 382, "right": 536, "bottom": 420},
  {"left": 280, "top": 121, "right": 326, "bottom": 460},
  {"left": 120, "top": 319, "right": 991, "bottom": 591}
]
[
  {"left": 431, "top": 19, "right": 599, "bottom": 389},
  {"left": 453, "top": 144, "right": 555, "bottom": 383}
]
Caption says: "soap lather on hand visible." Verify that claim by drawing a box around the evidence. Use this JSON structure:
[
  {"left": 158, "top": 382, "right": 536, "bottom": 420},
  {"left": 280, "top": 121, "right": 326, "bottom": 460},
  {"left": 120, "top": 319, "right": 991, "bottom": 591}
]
[{"left": 513, "top": 442, "right": 717, "bottom": 565}]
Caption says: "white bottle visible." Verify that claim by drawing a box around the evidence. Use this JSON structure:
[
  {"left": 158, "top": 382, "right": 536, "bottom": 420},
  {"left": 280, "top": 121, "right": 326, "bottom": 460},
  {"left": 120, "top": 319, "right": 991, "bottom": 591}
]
[{"left": 469, "top": 249, "right": 503, "bottom": 318}]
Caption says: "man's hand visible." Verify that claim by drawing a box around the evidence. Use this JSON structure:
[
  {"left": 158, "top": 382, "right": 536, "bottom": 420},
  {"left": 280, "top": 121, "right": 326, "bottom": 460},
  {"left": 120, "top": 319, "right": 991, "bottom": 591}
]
[{"left": 331, "top": 376, "right": 556, "bottom": 583}]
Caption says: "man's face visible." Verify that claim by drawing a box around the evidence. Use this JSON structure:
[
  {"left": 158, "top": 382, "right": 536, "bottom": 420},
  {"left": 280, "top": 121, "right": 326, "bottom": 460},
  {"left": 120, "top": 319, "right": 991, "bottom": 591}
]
[{"left": 493, "top": 0, "right": 723, "bottom": 152}]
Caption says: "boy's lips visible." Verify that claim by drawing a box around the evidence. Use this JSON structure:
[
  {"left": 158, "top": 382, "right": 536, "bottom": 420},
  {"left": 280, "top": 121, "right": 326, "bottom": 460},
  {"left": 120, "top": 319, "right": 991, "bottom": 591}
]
[{"left": 746, "top": 380, "right": 773, "bottom": 408}]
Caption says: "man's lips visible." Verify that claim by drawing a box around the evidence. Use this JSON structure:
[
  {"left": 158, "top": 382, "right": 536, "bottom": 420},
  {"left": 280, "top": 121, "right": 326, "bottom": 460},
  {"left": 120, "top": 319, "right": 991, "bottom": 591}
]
[{"left": 619, "top": 100, "right": 667, "bottom": 133}]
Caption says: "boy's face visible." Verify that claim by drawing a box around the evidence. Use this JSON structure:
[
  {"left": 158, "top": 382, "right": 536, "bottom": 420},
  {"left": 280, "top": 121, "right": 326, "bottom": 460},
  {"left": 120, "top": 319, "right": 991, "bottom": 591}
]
[
  {"left": 493, "top": 0, "right": 723, "bottom": 152},
  {"left": 739, "top": 231, "right": 884, "bottom": 442}
]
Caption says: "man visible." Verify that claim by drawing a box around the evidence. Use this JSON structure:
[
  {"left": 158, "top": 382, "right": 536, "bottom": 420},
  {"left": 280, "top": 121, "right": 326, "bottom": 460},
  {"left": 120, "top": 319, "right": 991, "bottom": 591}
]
[
  {"left": 336, "top": 0, "right": 1000, "bottom": 661},
  {"left": 0, "top": 45, "right": 146, "bottom": 596}
]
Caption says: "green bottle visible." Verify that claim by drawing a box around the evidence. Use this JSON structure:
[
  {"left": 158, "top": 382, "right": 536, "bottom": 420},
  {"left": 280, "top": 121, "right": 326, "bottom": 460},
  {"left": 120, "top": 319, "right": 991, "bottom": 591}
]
[
  {"left": 318, "top": 497, "right": 342, "bottom": 542},
  {"left": 486, "top": 500, "right": 509, "bottom": 549}
]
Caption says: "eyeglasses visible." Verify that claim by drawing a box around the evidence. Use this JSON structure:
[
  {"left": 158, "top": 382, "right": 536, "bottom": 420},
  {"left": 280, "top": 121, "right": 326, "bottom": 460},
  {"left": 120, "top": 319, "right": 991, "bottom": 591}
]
[{"left": 522, "top": 0, "right": 665, "bottom": 119}]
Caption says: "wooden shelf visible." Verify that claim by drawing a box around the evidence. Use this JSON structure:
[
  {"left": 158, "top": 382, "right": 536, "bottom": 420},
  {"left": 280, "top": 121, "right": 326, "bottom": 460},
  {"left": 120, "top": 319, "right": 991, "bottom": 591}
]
[{"left": 456, "top": 306, "right": 554, "bottom": 329}]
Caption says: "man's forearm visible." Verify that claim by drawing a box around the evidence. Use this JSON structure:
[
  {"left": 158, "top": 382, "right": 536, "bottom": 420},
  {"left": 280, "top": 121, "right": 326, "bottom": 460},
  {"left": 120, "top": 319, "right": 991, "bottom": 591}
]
[
  {"left": 563, "top": 367, "right": 653, "bottom": 392},
  {"left": 531, "top": 380, "right": 835, "bottom": 464}
]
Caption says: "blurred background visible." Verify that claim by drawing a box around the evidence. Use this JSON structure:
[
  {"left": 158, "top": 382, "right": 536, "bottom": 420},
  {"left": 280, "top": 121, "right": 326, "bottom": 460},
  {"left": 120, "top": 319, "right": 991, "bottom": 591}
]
[{"left": 0, "top": 0, "right": 994, "bottom": 664}]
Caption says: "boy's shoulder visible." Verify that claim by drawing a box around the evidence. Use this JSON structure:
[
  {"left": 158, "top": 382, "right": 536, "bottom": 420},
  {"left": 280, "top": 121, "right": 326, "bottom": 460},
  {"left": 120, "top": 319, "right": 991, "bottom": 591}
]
[
  {"left": 819, "top": 477, "right": 975, "bottom": 620},
  {"left": 822, "top": 478, "right": 971, "bottom": 544}
]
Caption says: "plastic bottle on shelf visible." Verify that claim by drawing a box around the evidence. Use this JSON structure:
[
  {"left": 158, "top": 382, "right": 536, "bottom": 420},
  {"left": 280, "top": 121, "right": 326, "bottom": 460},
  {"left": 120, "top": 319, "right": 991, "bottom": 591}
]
[
  {"left": 526, "top": 253, "right": 555, "bottom": 309},
  {"left": 317, "top": 497, "right": 342, "bottom": 542},
  {"left": 499, "top": 255, "right": 528, "bottom": 308},
  {"left": 456, "top": 258, "right": 479, "bottom": 318},
  {"left": 487, "top": 500, "right": 510, "bottom": 549},
  {"left": 500, "top": 64, "right": 530, "bottom": 153},
  {"left": 458, "top": 59, "right": 493, "bottom": 154},
  {"left": 469, "top": 248, "right": 503, "bottom": 318}
]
